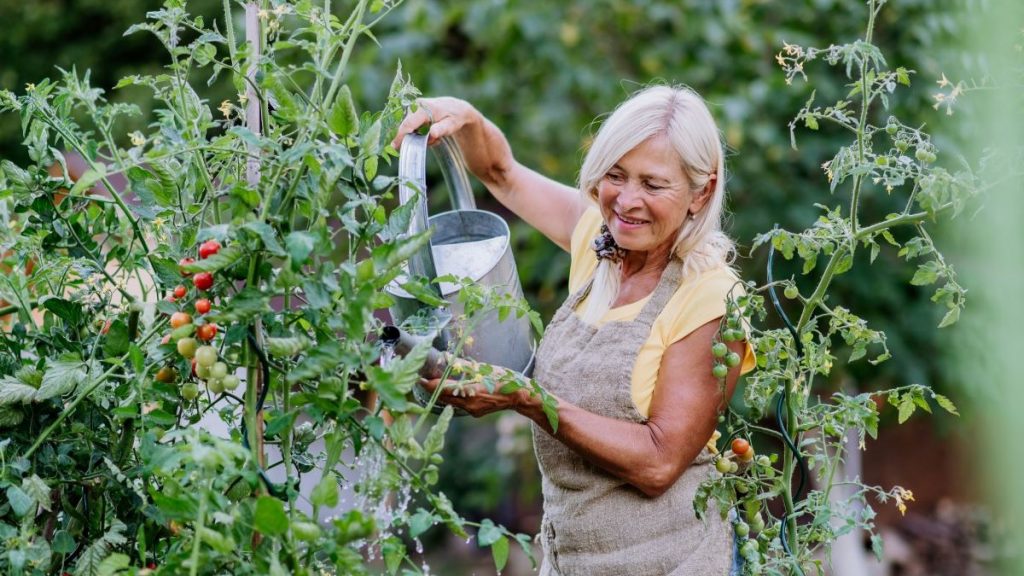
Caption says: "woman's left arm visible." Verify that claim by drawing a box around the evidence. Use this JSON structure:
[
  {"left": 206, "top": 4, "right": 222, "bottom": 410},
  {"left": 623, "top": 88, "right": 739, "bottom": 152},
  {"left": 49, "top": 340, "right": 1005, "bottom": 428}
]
[{"left": 430, "top": 318, "right": 745, "bottom": 498}]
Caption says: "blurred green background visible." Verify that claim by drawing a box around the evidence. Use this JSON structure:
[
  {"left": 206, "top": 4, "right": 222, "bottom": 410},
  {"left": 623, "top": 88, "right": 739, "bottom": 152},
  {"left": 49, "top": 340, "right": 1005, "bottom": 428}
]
[{"left": 2, "top": 0, "right": 1015, "bottom": 574}]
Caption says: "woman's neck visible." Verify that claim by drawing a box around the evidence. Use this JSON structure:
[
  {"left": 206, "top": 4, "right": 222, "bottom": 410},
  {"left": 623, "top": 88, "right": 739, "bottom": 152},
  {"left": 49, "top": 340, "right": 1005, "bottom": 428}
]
[{"left": 619, "top": 242, "right": 674, "bottom": 281}]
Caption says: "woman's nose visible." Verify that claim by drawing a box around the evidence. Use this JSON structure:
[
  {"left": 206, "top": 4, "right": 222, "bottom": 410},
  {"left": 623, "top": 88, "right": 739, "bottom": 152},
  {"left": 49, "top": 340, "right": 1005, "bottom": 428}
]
[{"left": 616, "top": 181, "right": 644, "bottom": 209}]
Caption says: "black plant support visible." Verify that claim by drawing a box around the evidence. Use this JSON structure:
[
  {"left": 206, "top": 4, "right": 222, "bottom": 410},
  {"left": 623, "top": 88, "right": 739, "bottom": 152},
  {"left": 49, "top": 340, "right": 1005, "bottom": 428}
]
[{"left": 767, "top": 225, "right": 809, "bottom": 573}]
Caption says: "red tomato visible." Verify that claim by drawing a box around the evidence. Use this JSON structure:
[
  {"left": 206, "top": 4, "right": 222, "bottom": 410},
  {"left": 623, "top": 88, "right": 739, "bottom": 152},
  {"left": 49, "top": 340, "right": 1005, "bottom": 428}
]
[
  {"left": 178, "top": 257, "right": 195, "bottom": 276},
  {"left": 195, "top": 298, "right": 211, "bottom": 314},
  {"left": 731, "top": 438, "right": 751, "bottom": 457},
  {"left": 173, "top": 285, "right": 187, "bottom": 299},
  {"left": 196, "top": 323, "right": 218, "bottom": 341},
  {"left": 193, "top": 272, "right": 214, "bottom": 291},
  {"left": 198, "top": 240, "right": 221, "bottom": 259},
  {"left": 169, "top": 312, "right": 192, "bottom": 329}
]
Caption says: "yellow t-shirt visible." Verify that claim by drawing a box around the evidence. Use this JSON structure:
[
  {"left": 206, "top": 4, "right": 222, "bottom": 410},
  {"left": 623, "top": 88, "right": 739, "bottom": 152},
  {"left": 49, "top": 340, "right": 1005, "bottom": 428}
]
[{"left": 568, "top": 208, "right": 757, "bottom": 418}]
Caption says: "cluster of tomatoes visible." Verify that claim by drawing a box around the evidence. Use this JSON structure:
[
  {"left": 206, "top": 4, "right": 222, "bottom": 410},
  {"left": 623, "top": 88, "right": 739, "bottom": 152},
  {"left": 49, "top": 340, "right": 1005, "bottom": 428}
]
[
  {"left": 711, "top": 314, "right": 745, "bottom": 379},
  {"left": 709, "top": 434, "right": 777, "bottom": 570},
  {"left": 155, "top": 240, "right": 239, "bottom": 400}
]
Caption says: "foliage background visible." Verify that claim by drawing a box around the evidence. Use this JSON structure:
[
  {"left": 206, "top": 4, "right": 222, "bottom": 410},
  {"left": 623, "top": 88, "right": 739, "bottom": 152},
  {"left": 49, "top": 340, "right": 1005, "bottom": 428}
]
[{"left": 0, "top": 0, "right": 995, "bottom": 572}]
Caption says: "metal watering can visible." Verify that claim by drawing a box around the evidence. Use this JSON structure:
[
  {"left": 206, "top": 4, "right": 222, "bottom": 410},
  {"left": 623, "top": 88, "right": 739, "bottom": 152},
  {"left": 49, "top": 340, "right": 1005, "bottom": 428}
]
[{"left": 386, "top": 133, "right": 536, "bottom": 378}]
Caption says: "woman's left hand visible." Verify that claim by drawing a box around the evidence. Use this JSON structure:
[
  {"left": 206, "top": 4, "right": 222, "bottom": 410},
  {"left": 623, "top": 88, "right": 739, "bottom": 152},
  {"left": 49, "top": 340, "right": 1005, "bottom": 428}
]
[{"left": 419, "top": 373, "right": 526, "bottom": 418}]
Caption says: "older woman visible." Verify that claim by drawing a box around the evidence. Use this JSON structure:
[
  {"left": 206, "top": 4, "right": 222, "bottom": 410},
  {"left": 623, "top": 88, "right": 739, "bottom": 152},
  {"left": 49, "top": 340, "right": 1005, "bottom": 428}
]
[{"left": 392, "top": 86, "right": 755, "bottom": 576}]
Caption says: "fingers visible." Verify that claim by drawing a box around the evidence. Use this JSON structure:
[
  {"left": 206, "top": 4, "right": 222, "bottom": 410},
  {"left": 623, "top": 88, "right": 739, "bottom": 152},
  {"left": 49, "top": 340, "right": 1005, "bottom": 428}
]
[
  {"left": 391, "top": 97, "right": 469, "bottom": 150},
  {"left": 390, "top": 104, "right": 432, "bottom": 151}
]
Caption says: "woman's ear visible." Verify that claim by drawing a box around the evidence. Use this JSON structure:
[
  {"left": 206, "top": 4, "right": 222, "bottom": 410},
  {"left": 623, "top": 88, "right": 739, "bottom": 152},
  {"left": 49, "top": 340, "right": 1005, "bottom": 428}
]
[{"left": 688, "top": 174, "right": 716, "bottom": 216}]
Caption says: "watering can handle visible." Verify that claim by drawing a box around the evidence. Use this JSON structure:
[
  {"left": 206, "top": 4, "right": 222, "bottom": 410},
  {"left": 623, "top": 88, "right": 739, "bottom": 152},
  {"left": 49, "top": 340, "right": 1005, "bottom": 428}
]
[{"left": 397, "top": 133, "right": 477, "bottom": 281}]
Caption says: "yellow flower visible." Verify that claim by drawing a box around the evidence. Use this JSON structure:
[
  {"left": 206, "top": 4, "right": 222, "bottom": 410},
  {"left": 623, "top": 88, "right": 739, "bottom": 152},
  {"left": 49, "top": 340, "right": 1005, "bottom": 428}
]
[
  {"left": 218, "top": 100, "right": 233, "bottom": 119},
  {"left": 153, "top": 216, "right": 166, "bottom": 229},
  {"left": 25, "top": 83, "right": 35, "bottom": 92},
  {"left": 936, "top": 73, "right": 950, "bottom": 88},
  {"left": 894, "top": 487, "right": 915, "bottom": 516},
  {"left": 237, "top": 92, "right": 249, "bottom": 106},
  {"left": 129, "top": 131, "right": 146, "bottom": 147},
  {"left": 258, "top": 9, "right": 269, "bottom": 19}
]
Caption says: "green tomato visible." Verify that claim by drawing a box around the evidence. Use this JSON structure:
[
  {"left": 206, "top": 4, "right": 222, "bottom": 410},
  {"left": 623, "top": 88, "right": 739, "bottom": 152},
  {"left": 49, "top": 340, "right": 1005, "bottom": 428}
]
[
  {"left": 741, "top": 539, "right": 759, "bottom": 560},
  {"left": 756, "top": 455, "right": 771, "bottom": 468},
  {"left": 195, "top": 362, "right": 211, "bottom": 380},
  {"left": 725, "top": 352, "right": 741, "bottom": 368},
  {"left": 195, "top": 345, "right": 218, "bottom": 368},
  {"left": 715, "top": 458, "right": 732, "bottom": 474},
  {"left": 292, "top": 521, "right": 322, "bottom": 542},
  {"left": 750, "top": 512, "right": 765, "bottom": 533},
  {"left": 734, "top": 522, "right": 750, "bottom": 538},
  {"left": 896, "top": 139, "right": 909, "bottom": 152},
  {"left": 181, "top": 382, "right": 199, "bottom": 401},
  {"left": 207, "top": 377, "right": 225, "bottom": 395},
  {"left": 712, "top": 363, "right": 729, "bottom": 379},
  {"left": 210, "top": 361, "right": 229, "bottom": 380},
  {"left": 885, "top": 122, "right": 899, "bottom": 135},
  {"left": 875, "top": 155, "right": 889, "bottom": 166},
  {"left": 784, "top": 285, "right": 799, "bottom": 299},
  {"left": 735, "top": 481, "right": 749, "bottom": 494},
  {"left": 221, "top": 374, "right": 240, "bottom": 392},
  {"left": 177, "top": 337, "right": 198, "bottom": 359},
  {"left": 712, "top": 342, "right": 728, "bottom": 358}
]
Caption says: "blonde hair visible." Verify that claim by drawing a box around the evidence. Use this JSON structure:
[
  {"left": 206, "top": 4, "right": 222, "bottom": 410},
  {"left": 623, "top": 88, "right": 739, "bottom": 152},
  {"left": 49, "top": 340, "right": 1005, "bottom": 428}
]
[{"left": 577, "top": 85, "right": 735, "bottom": 324}]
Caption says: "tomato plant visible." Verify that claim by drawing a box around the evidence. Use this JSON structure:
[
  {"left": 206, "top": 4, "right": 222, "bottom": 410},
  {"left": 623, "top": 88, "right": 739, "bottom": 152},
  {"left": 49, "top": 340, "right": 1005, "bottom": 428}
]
[
  {"left": 695, "top": 1, "right": 974, "bottom": 573},
  {"left": 0, "top": 1, "right": 541, "bottom": 574}
]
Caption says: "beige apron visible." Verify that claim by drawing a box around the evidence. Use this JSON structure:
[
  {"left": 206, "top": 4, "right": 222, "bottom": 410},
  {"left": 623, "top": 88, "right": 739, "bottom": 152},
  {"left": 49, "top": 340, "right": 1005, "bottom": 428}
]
[{"left": 532, "top": 257, "right": 731, "bottom": 576}]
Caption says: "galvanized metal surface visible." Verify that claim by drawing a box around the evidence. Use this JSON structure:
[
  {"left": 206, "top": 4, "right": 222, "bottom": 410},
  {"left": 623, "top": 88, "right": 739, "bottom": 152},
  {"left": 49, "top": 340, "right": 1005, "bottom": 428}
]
[{"left": 390, "top": 134, "right": 536, "bottom": 377}]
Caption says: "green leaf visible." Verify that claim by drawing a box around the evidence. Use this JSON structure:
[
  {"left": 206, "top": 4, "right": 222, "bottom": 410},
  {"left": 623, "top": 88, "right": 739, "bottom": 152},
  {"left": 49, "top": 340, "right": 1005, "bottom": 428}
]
[
  {"left": 365, "top": 339, "right": 430, "bottom": 410},
  {"left": 897, "top": 394, "right": 916, "bottom": 424},
  {"left": 381, "top": 536, "right": 405, "bottom": 575},
  {"left": 69, "top": 165, "right": 106, "bottom": 196},
  {"left": 41, "top": 297, "right": 84, "bottom": 327},
  {"left": 52, "top": 530, "right": 76, "bottom": 554},
  {"left": 488, "top": 536, "right": 509, "bottom": 572},
  {"left": 22, "top": 475, "right": 51, "bottom": 512},
  {"left": 103, "top": 320, "right": 130, "bottom": 357},
  {"left": 408, "top": 508, "right": 436, "bottom": 539},
  {"left": 360, "top": 118, "right": 383, "bottom": 157},
  {"left": 253, "top": 496, "right": 289, "bottom": 536},
  {"left": 477, "top": 518, "right": 502, "bottom": 546},
  {"left": 804, "top": 115, "right": 819, "bottom": 130},
  {"left": 182, "top": 244, "right": 245, "bottom": 273},
  {"left": 96, "top": 552, "right": 130, "bottom": 576},
  {"left": 242, "top": 221, "right": 286, "bottom": 255},
  {"left": 871, "top": 533, "right": 884, "bottom": 560},
  {"left": 0, "top": 377, "right": 38, "bottom": 405},
  {"left": 328, "top": 85, "right": 359, "bottom": 137},
  {"left": 399, "top": 278, "right": 445, "bottom": 307},
  {"left": 933, "top": 393, "right": 959, "bottom": 416},
  {"left": 423, "top": 405, "right": 453, "bottom": 456},
  {"left": 938, "top": 306, "right": 960, "bottom": 328},
  {"left": 311, "top": 472, "right": 339, "bottom": 508},
  {"left": 910, "top": 261, "right": 940, "bottom": 286},
  {"left": 6, "top": 485, "right": 34, "bottom": 517},
  {"left": 285, "top": 231, "right": 317, "bottom": 266},
  {"left": 206, "top": 287, "right": 269, "bottom": 324},
  {"left": 37, "top": 358, "right": 88, "bottom": 400},
  {"left": 287, "top": 340, "right": 344, "bottom": 384}
]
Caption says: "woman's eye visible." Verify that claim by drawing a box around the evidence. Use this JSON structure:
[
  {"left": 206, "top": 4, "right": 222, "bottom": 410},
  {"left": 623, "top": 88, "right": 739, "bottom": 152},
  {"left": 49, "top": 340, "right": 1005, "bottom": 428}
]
[
  {"left": 643, "top": 181, "right": 665, "bottom": 192},
  {"left": 606, "top": 172, "right": 625, "bottom": 183}
]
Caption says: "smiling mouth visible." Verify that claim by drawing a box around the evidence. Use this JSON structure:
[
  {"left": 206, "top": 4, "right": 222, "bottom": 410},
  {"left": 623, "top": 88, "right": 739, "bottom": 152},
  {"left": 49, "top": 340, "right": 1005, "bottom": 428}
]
[{"left": 616, "top": 213, "right": 649, "bottom": 225}]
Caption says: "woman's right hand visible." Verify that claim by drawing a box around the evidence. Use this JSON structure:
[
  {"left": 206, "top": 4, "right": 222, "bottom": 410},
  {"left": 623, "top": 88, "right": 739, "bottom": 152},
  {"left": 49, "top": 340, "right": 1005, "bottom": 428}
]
[
  {"left": 391, "top": 97, "right": 479, "bottom": 150},
  {"left": 390, "top": 96, "right": 585, "bottom": 252}
]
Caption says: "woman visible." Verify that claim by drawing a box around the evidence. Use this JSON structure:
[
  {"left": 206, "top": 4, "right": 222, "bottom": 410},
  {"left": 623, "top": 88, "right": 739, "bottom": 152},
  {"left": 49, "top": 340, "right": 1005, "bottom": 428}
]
[{"left": 392, "top": 85, "right": 756, "bottom": 575}]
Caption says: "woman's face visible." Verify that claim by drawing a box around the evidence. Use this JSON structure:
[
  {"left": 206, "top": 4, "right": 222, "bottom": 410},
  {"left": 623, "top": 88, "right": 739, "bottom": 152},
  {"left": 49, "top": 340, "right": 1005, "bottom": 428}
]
[{"left": 597, "top": 135, "right": 707, "bottom": 256}]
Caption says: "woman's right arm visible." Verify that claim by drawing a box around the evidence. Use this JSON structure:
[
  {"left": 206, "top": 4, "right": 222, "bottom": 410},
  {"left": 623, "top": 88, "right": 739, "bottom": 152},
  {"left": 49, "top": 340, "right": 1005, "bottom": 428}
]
[{"left": 391, "top": 97, "right": 586, "bottom": 252}]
